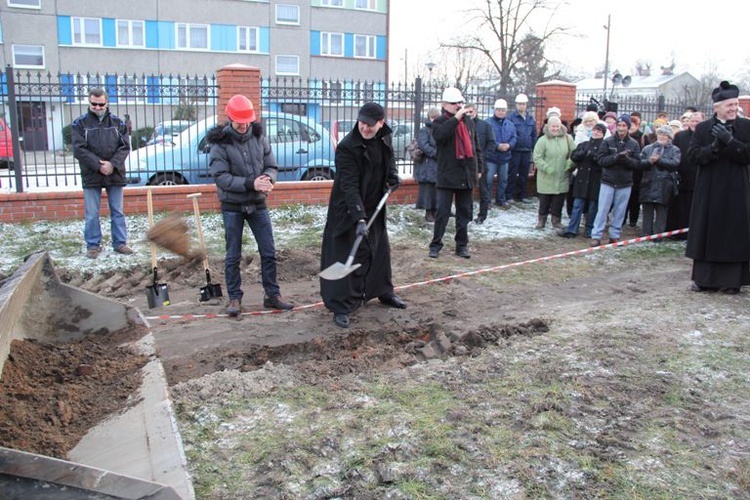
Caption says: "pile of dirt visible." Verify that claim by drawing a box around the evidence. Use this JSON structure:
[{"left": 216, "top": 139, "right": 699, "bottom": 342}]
[{"left": 0, "top": 325, "right": 150, "bottom": 458}]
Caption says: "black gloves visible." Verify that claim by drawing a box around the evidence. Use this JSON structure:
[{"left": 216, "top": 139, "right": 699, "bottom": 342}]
[
  {"left": 386, "top": 176, "right": 401, "bottom": 191},
  {"left": 355, "top": 220, "right": 368, "bottom": 237},
  {"left": 711, "top": 123, "right": 733, "bottom": 145}
]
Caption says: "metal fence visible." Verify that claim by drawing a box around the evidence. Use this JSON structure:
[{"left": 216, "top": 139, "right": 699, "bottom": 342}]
[{"left": 1, "top": 65, "right": 708, "bottom": 194}]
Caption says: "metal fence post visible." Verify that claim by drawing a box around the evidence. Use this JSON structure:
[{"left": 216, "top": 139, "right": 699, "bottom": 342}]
[
  {"left": 413, "top": 77, "right": 423, "bottom": 140},
  {"left": 6, "top": 66, "right": 24, "bottom": 193}
]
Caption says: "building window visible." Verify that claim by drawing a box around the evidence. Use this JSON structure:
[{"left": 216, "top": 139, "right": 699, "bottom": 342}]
[
  {"left": 275, "top": 55, "right": 299, "bottom": 76},
  {"left": 321, "top": 0, "right": 343, "bottom": 6},
  {"left": 118, "top": 75, "right": 147, "bottom": 103},
  {"left": 276, "top": 4, "right": 300, "bottom": 25},
  {"left": 8, "top": 0, "right": 41, "bottom": 8},
  {"left": 12, "top": 44, "right": 44, "bottom": 68},
  {"left": 72, "top": 17, "right": 102, "bottom": 46},
  {"left": 320, "top": 32, "right": 344, "bottom": 57},
  {"left": 116, "top": 20, "right": 145, "bottom": 48},
  {"left": 177, "top": 23, "right": 209, "bottom": 50},
  {"left": 354, "top": 34, "right": 376, "bottom": 59},
  {"left": 354, "top": 0, "right": 376, "bottom": 9},
  {"left": 238, "top": 26, "right": 259, "bottom": 52}
]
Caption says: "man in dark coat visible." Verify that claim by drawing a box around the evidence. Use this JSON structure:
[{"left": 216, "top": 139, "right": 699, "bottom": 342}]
[
  {"left": 320, "top": 103, "right": 404, "bottom": 328},
  {"left": 666, "top": 111, "right": 703, "bottom": 238},
  {"left": 71, "top": 87, "right": 132, "bottom": 259},
  {"left": 686, "top": 81, "right": 750, "bottom": 294},
  {"left": 428, "top": 87, "right": 483, "bottom": 259}
]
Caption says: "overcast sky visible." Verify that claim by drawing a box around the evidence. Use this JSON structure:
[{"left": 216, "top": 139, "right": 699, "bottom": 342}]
[{"left": 389, "top": 0, "right": 747, "bottom": 85}]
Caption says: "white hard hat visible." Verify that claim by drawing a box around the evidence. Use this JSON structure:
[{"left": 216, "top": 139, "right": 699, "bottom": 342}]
[
  {"left": 441, "top": 87, "right": 464, "bottom": 103},
  {"left": 493, "top": 99, "right": 508, "bottom": 109},
  {"left": 515, "top": 93, "right": 529, "bottom": 103},
  {"left": 546, "top": 106, "right": 561, "bottom": 118}
]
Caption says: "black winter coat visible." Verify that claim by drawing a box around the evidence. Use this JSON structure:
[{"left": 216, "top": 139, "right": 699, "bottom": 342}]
[
  {"left": 320, "top": 123, "right": 398, "bottom": 314},
  {"left": 208, "top": 123, "right": 278, "bottom": 212},
  {"left": 672, "top": 129, "right": 698, "bottom": 192},
  {"left": 569, "top": 138, "right": 604, "bottom": 200},
  {"left": 432, "top": 110, "right": 483, "bottom": 190},
  {"left": 414, "top": 120, "right": 437, "bottom": 184},
  {"left": 596, "top": 133, "right": 641, "bottom": 188},
  {"left": 638, "top": 141, "right": 681, "bottom": 205},
  {"left": 686, "top": 116, "right": 750, "bottom": 263},
  {"left": 71, "top": 110, "right": 130, "bottom": 188}
]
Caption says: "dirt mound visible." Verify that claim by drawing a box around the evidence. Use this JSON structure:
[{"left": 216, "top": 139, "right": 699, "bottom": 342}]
[{"left": 0, "top": 326, "right": 149, "bottom": 458}]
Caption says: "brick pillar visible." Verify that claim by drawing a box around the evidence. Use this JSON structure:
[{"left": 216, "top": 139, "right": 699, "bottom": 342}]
[
  {"left": 215, "top": 64, "right": 262, "bottom": 125},
  {"left": 739, "top": 95, "right": 750, "bottom": 118},
  {"left": 534, "top": 80, "right": 578, "bottom": 126}
]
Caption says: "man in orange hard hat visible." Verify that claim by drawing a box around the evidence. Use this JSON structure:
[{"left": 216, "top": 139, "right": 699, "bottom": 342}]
[{"left": 207, "top": 94, "right": 294, "bottom": 317}]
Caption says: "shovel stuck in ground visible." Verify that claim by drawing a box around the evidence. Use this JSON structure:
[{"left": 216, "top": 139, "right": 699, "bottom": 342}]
[
  {"left": 319, "top": 187, "right": 393, "bottom": 281},
  {"left": 187, "top": 193, "right": 223, "bottom": 301},
  {"left": 145, "top": 189, "right": 171, "bottom": 308}
]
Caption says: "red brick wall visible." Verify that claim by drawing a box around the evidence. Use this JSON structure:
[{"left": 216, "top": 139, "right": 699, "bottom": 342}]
[
  {"left": 216, "top": 65, "right": 262, "bottom": 124},
  {"left": 0, "top": 181, "right": 420, "bottom": 223},
  {"left": 535, "top": 80, "right": 578, "bottom": 126}
]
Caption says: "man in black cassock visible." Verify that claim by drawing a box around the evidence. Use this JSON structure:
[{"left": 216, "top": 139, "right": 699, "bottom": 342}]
[
  {"left": 320, "top": 103, "right": 405, "bottom": 328},
  {"left": 686, "top": 81, "right": 750, "bottom": 294}
]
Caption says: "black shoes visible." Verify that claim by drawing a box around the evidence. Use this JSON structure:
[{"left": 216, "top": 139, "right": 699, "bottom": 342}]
[
  {"left": 557, "top": 230, "right": 576, "bottom": 238},
  {"left": 474, "top": 216, "right": 485, "bottom": 224},
  {"left": 379, "top": 294, "right": 407, "bottom": 309},
  {"left": 428, "top": 248, "right": 440, "bottom": 258},
  {"left": 334, "top": 314, "right": 350, "bottom": 328},
  {"left": 263, "top": 295, "right": 294, "bottom": 310},
  {"left": 455, "top": 248, "right": 471, "bottom": 259}
]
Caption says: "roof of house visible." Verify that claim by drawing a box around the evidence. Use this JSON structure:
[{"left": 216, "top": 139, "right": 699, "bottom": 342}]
[{"left": 575, "top": 72, "right": 697, "bottom": 93}]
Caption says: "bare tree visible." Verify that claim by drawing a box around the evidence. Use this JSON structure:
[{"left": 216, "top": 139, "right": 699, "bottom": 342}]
[{"left": 441, "top": 0, "right": 569, "bottom": 96}]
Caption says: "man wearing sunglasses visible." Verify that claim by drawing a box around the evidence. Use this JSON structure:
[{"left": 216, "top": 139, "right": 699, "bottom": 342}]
[{"left": 71, "top": 87, "right": 132, "bottom": 259}]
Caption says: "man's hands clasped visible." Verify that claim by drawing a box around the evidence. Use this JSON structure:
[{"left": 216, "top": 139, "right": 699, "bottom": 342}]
[{"left": 711, "top": 122, "right": 733, "bottom": 145}]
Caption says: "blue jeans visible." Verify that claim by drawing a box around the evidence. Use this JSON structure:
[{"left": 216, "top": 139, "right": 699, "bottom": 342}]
[
  {"left": 566, "top": 197, "right": 598, "bottom": 237},
  {"left": 591, "top": 184, "right": 631, "bottom": 240},
  {"left": 83, "top": 185, "right": 127, "bottom": 249},
  {"left": 222, "top": 209, "right": 280, "bottom": 301},
  {"left": 485, "top": 161, "right": 509, "bottom": 205}
]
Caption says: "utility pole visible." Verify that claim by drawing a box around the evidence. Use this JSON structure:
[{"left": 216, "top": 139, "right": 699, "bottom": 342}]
[{"left": 603, "top": 14, "right": 611, "bottom": 95}]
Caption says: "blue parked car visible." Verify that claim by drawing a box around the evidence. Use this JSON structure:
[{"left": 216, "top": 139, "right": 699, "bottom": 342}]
[{"left": 126, "top": 112, "right": 337, "bottom": 186}]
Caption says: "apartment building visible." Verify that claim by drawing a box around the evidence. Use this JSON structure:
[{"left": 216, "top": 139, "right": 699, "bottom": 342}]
[{"left": 0, "top": 0, "right": 389, "bottom": 151}]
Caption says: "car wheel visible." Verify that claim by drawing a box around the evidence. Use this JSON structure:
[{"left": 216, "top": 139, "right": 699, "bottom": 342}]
[
  {"left": 303, "top": 169, "right": 332, "bottom": 181},
  {"left": 149, "top": 173, "right": 187, "bottom": 186}
]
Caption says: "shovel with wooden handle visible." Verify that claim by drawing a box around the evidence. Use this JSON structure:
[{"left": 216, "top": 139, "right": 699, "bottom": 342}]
[
  {"left": 145, "top": 189, "right": 171, "bottom": 308},
  {"left": 187, "top": 193, "right": 223, "bottom": 301},
  {"left": 319, "top": 186, "right": 394, "bottom": 281}
]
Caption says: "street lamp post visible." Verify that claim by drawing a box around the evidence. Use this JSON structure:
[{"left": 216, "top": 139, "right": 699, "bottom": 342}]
[{"left": 603, "top": 14, "right": 611, "bottom": 95}]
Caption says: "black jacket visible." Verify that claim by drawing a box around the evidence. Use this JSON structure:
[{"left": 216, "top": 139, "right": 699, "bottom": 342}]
[
  {"left": 432, "top": 110, "right": 483, "bottom": 190},
  {"left": 672, "top": 129, "right": 698, "bottom": 192},
  {"left": 596, "top": 133, "right": 641, "bottom": 188},
  {"left": 638, "top": 141, "right": 681, "bottom": 205},
  {"left": 569, "top": 138, "right": 604, "bottom": 200},
  {"left": 208, "top": 123, "right": 278, "bottom": 212},
  {"left": 71, "top": 110, "right": 130, "bottom": 188}
]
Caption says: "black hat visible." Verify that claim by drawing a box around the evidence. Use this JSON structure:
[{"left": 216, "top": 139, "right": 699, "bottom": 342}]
[
  {"left": 712, "top": 81, "right": 740, "bottom": 103},
  {"left": 357, "top": 102, "right": 386, "bottom": 126},
  {"left": 593, "top": 123, "right": 607, "bottom": 134}
]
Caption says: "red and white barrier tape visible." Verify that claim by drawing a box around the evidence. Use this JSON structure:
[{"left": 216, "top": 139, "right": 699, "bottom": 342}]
[{"left": 144, "top": 227, "right": 688, "bottom": 322}]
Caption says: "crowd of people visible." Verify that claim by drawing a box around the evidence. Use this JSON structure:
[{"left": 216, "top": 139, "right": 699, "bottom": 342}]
[{"left": 72, "top": 80, "right": 748, "bottom": 327}]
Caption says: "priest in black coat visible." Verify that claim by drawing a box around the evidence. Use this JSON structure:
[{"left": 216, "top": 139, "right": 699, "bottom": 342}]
[
  {"left": 320, "top": 103, "right": 406, "bottom": 328},
  {"left": 686, "top": 82, "right": 750, "bottom": 293}
]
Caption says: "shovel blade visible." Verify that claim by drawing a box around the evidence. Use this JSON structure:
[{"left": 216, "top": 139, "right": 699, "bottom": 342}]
[
  {"left": 146, "top": 283, "right": 171, "bottom": 309},
  {"left": 199, "top": 283, "right": 223, "bottom": 302},
  {"left": 319, "top": 262, "right": 361, "bottom": 281}
]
